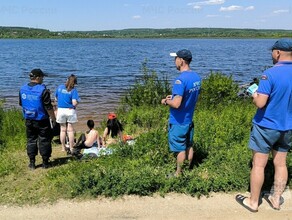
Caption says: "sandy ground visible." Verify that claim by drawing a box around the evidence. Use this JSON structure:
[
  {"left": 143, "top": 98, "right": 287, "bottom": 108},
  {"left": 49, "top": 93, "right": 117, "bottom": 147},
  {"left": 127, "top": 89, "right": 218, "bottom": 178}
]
[{"left": 0, "top": 190, "right": 291, "bottom": 220}]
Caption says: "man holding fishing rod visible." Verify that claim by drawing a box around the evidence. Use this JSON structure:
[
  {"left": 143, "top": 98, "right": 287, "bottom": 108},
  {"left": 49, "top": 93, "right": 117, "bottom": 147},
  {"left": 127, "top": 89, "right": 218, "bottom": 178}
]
[{"left": 236, "top": 38, "right": 292, "bottom": 212}]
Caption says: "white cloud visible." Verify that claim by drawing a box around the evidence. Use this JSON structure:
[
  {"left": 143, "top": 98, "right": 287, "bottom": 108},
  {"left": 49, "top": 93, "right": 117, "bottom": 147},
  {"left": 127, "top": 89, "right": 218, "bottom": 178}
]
[
  {"left": 273, "top": 9, "right": 289, "bottom": 14},
  {"left": 200, "top": 0, "right": 225, "bottom": 5},
  {"left": 132, "top": 15, "right": 141, "bottom": 19},
  {"left": 206, "top": 14, "right": 220, "bottom": 17},
  {"left": 188, "top": 0, "right": 225, "bottom": 6},
  {"left": 188, "top": 1, "right": 254, "bottom": 13},
  {"left": 220, "top": 5, "right": 243, "bottom": 11},
  {"left": 193, "top": 5, "right": 202, "bottom": 10},
  {"left": 245, "top": 6, "right": 255, "bottom": 11}
]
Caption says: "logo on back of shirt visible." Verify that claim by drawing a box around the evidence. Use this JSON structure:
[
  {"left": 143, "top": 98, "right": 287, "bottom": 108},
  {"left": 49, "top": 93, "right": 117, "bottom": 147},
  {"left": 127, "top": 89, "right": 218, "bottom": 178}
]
[{"left": 189, "top": 81, "right": 201, "bottom": 93}]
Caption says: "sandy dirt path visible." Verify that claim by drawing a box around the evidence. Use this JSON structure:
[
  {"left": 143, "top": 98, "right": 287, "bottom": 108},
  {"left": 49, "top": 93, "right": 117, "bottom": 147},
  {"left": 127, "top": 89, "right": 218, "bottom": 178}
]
[{"left": 1, "top": 190, "right": 291, "bottom": 220}]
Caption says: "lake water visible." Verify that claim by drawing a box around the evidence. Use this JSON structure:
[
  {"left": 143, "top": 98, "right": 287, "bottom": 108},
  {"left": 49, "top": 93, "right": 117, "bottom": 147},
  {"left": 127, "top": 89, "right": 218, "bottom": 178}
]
[{"left": 0, "top": 38, "right": 275, "bottom": 131}]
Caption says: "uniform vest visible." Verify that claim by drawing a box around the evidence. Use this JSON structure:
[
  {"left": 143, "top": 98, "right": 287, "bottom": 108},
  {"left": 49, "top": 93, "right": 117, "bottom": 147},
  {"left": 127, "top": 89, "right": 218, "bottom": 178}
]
[{"left": 20, "top": 84, "right": 48, "bottom": 120}]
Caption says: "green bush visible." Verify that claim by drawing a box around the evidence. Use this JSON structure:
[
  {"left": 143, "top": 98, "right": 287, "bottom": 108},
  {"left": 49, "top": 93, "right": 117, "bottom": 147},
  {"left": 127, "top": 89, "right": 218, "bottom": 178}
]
[
  {"left": 121, "top": 60, "right": 171, "bottom": 108},
  {"left": 198, "top": 72, "right": 240, "bottom": 109},
  {"left": 194, "top": 100, "right": 255, "bottom": 156},
  {"left": 119, "top": 105, "right": 168, "bottom": 135}
]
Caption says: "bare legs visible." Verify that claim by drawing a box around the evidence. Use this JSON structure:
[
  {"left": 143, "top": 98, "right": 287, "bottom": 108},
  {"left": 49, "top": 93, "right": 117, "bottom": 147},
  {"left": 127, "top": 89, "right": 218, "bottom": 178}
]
[
  {"left": 243, "top": 150, "right": 288, "bottom": 210},
  {"left": 60, "top": 122, "right": 75, "bottom": 152},
  {"left": 67, "top": 123, "right": 75, "bottom": 152},
  {"left": 175, "top": 147, "right": 194, "bottom": 176},
  {"left": 269, "top": 150, "right": 288, "bottom": 209},
  {"left": 60, "top": 123, "right": 67, "bottom": 151},
  {"left": 248, "top": 151, "right": 269, "bottom": 210}
]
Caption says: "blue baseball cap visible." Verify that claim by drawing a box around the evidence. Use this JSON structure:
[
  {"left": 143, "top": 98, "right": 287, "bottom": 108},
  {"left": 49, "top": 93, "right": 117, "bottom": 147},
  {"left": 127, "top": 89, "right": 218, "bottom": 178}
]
[
  {"left": 270, "top": 38, "right": 292, "bottom": 51},
  {"left": 170, "top": 49, "right": 192, "bottom": 61}
]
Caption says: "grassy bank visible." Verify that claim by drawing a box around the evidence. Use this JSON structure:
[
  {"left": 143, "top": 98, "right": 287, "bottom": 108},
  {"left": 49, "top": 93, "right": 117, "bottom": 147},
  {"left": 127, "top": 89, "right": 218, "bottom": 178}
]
[{"left": 0, "top": 68, "right": 291, "bottom": 205}]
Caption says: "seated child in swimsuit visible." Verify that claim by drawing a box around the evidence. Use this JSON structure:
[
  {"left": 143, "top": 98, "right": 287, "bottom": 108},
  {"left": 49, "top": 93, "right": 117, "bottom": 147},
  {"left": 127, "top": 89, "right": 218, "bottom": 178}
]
[{"left": 73, "top": 120, "right": 100, "bottom": 159}]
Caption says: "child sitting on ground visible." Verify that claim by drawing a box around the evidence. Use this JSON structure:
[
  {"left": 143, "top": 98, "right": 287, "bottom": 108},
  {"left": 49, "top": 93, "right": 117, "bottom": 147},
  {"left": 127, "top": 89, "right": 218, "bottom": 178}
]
[
  {"left": 72, "top": 120, "right": 100, "bottom": 159},
  {"left": 102, "top": 113, "right": 124, "bottom": 147}
]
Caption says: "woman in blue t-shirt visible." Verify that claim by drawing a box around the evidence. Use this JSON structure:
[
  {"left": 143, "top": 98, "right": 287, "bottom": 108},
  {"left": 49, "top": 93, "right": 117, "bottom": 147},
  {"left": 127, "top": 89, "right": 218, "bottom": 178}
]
[{"left": 55, "top": 74, "right": 80, "bottom": 154}]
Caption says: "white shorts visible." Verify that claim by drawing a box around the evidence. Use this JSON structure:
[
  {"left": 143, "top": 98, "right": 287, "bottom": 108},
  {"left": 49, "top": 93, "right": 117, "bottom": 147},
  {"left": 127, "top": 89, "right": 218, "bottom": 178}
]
[{"left": 56, "top": 108, "right": 78, "bottom": 124}]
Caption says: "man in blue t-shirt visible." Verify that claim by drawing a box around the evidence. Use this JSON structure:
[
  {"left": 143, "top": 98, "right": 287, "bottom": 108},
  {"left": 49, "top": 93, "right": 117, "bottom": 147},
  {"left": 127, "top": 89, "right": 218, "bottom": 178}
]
[
  {"left": 236, "top": 39, "right": 292, "bottom": 212},
  {"left": 161, "top": 49, "right": 201, "bottom": 176}
]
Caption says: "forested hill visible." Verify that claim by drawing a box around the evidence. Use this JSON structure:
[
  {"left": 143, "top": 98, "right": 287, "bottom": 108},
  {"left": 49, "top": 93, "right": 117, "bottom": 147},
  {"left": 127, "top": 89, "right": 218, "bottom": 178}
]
[{"left": 1, "top": 26, "right": 292, "bottom": 39}]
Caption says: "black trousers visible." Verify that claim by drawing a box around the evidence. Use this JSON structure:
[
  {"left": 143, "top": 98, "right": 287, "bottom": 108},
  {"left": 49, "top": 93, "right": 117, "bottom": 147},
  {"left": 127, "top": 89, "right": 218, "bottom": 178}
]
[
  {"left": 75, "top": 133, "right": 88, "bottom": 149},
  {"left": 25, "top": 118, "right": 52, "bottom": 160}
]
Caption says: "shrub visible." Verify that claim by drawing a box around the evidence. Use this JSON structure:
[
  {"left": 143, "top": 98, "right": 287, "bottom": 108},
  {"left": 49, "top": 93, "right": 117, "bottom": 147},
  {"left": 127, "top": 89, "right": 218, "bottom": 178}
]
[
  {"left": 121, "top": 60, "right": 171, "bottom": 108},
  {"left": 198, "top": 72, "right": 240, "bottom": 109},
  {"left": 119, "top": 105, "right": 168, "bottom": 135},
  {"left": 194, "top": 100, "right": 255, "bottom": 156}
]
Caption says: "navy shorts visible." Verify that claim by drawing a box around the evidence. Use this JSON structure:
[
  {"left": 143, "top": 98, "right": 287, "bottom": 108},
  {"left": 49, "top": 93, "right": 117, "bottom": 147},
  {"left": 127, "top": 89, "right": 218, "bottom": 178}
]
[
  {"left": 168, "top": 122, "right": 194, "bottom": 153},
  {"left": 249, "top": 124, "right": 292, "bottom": 154}
]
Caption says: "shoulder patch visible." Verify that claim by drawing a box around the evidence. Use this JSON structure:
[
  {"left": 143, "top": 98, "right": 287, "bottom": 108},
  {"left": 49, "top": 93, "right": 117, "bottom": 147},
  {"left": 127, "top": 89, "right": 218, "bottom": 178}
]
[
  {"left": 261, "top": 75, "right": 268, "bottom": 80},
  {"left": 175, "top": 80, "right": 182, "bottom": 84}
]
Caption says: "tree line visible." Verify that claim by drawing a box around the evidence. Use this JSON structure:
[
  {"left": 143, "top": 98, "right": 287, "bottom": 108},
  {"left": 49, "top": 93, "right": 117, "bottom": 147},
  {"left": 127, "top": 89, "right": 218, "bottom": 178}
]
[{"left": 1, "top": 26, "right": 292, "bottom": 39}]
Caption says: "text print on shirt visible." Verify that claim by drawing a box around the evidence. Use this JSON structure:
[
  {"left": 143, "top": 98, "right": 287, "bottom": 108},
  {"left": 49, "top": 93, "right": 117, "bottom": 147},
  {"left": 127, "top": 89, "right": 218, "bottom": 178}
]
[{"left": 189, "top": 81, "right": 201, "bottom": 93}]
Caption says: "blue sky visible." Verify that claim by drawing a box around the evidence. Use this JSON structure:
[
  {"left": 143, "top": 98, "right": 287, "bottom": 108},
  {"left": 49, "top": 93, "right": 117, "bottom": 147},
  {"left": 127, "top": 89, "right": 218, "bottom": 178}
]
[{"left": 0, "top": 0, "right": 292, "bottom": 31}]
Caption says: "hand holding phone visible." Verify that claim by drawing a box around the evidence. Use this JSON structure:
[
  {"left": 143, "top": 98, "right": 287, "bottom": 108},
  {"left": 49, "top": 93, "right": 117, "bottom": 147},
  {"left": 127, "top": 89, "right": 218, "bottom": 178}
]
[{"left": 247, "top": 83, "right": 258, "bottom": 95}]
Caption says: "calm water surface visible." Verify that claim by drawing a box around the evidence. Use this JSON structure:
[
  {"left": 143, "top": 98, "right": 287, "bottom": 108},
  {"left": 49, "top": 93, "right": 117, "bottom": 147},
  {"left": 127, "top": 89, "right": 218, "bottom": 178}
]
[{"left": 0, "top": 38, "right": 275, "bottom": 130}]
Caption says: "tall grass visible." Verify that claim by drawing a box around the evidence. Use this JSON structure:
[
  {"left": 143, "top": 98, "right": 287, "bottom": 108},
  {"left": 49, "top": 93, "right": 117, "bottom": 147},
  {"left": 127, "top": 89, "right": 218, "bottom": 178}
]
[{"left": 0, "top": 65, "right": 291, "bottom": 205}]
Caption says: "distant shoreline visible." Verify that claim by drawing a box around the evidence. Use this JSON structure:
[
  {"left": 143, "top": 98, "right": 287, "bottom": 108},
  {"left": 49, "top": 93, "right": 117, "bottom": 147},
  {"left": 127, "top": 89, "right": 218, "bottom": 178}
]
[{"left": 1, "top": 26, "right": 292, "bottom": 39}]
